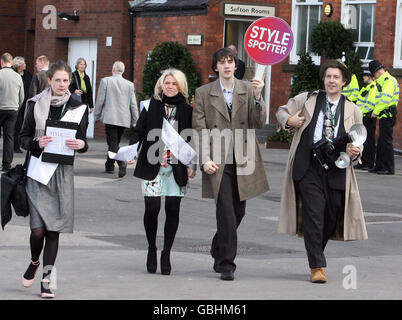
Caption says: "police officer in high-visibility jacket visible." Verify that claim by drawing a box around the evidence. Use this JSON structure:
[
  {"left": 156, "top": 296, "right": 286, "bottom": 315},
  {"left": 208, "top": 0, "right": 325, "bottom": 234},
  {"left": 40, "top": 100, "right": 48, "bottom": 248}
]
[
  {"left": 368, "top": 60, "right": 400, "bottom": 175},
  {"left": 354, "top": 69, "right": 377, "bottom": 170},
  {"left": 342, "top": 73, "right": 360, "bottom": 102}
]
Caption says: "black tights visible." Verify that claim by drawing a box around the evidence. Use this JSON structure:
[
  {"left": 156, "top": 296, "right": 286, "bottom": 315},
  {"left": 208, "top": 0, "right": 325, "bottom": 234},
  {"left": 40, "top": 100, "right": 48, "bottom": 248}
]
[
  {"left": 30, "top": 227, "right": 59, "bottom": 277},
  {"left": 143, "top": 196, "right": 181, "bottom": 252}
]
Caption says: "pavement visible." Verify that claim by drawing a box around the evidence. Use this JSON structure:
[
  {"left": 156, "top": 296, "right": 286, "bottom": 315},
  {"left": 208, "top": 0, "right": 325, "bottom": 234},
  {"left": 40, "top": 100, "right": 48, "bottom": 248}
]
[{"left": 0, "top": 139, "right": 401, "bottom": 301}]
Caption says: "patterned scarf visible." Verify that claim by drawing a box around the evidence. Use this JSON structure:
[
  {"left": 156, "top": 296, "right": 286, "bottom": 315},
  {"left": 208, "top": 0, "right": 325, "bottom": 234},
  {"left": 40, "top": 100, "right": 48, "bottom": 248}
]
[{"left": 28, "top": 87, "right": 71, "bottom": 139}]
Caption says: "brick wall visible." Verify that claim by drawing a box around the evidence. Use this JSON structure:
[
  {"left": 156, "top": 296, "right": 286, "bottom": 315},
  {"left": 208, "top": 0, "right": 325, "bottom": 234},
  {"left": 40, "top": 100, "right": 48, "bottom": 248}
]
[
  {"left": 133, "top": 0, "right": 293, "bottom": 124},
  {"left": 374, "top": 0, "right": 401, "bottom": 149},
  {"left": 30, "top": 0, "right": 132, "bottom": 138},
  {"left": 0, "top": 0, "right": 27, "bottom": 60}
]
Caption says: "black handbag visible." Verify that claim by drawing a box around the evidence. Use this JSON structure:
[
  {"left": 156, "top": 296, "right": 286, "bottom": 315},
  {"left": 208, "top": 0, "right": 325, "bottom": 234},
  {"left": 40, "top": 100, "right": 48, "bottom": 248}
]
[{"left": 1, "top": 152, "right": 30, "bottom": 230}]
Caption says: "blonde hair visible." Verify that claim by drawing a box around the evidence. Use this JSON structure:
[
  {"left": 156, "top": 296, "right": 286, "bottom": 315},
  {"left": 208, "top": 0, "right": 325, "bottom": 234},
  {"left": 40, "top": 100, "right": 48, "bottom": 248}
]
[
  {"left": 154, "top": 68, "right": 188, "bottom": 102},
  {"left": 75, "top": 57, "right": 87, "bottom": 69},
  {"left": 36, "top": 55, "right": 49, "bottom": 65}
]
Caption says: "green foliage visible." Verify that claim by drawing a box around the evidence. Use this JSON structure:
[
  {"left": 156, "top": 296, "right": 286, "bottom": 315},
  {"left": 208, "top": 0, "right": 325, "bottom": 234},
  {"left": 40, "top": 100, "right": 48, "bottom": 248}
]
[
  {"left": 344, "top": 50, "right": 364, "bottom": 88},
  {"left": 290, "top": 52, "right": 320, "bottom": 98},
  {"left": 267, "top": 128, "right": 293, "bottom": 143},
  {"left": 310, "top": 22, "right": 354, "bottom": 59},
  {"left": 142, "top": 41, "right": 201, "bottom": 99}
]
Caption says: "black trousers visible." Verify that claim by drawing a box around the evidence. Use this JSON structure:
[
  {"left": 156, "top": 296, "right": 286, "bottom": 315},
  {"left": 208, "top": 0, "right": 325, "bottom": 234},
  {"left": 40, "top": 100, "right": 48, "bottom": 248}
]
[
  {"left": 0, "top": 110, "right": 18, "bottom": 168},
  {"left": 14, "top": 105, "right": 26, "bottom": 151},
  {"left": 211, "top": 164, "right": 246, "bottom": 272},
  {"left": 297, "top": 159, "right": 345, "bottom": 268},
  {"left": 375, "top": 116, "right": 396, "bottom": 173},
  {"left": 105, "top": 124, "right": 126, "bottom": 169},
  {"left": 361, "top": 114, "right": 376, "bottom": 168}
]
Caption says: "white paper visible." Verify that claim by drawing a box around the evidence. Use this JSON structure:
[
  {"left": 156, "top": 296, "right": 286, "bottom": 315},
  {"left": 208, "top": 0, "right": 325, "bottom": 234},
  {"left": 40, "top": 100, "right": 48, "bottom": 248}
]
[
  {"left": 255, "top": 63, "right": 266, "bottom": 80},
  {"left": 43, "top": 127, "right": 76, "bottom": 156},
  {"left": 161, "top": 118, "right": 196, "bottom": 166},
  {"left": 27, "top": 155, "right": 58, "bottom": 185},
  {"left": 108, "top": 143, "right": 139, "bottom": 162}
]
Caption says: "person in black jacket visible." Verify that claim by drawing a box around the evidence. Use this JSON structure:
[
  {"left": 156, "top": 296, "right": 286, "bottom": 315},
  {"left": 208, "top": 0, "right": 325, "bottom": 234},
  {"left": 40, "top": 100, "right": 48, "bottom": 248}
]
[
  {"left": 19, "top": 60, "right": 88, "bottom": 298},
  {"left": 69, "top": 57, "right": 94, "bottom": 113},
  {"left": 128, "top": 68, "right": 195, "bottom": 275}
]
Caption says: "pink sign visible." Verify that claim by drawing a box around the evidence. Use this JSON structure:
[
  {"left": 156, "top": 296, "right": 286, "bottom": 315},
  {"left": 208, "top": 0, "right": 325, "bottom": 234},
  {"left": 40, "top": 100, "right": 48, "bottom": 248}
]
[{"left": 244, "top": 17, "right": 293, "bottom": 66}]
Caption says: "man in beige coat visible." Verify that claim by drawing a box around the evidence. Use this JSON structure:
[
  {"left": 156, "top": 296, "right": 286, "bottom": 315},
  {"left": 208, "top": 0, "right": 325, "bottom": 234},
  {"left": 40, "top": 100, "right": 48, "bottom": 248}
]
[
  {"left": 276, "top": 60, "right": 367, "bottom": 283},
  {"left": 193, "top": 47, "right": 269, "bottom": 281}
]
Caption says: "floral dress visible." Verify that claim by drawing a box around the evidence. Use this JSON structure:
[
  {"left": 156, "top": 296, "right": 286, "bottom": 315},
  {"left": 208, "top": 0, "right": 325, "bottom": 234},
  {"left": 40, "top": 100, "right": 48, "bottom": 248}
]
[{"left": 141, "top": 106, "right": 186, "bottom": 197}]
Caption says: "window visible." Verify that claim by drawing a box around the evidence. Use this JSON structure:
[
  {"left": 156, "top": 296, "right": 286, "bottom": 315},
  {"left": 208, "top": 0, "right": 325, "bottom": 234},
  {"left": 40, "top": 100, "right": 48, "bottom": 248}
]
[
  {"left": 290, "top": 0, "right": 323, "bottom": 64},
  {"left": 341, "top": 0, "right": 376, "bottom": 64},
  {"left": 394, "top": 0, "right": 402, "bottom": 68}
]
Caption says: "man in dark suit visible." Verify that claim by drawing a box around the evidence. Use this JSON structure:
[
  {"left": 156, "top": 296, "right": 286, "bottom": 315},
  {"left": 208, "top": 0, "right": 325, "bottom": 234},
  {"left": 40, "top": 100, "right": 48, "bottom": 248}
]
[
  {"left": 28, "top": 55, "right": 50, "bottom": 98},
  {"left": 228, "top": 45, "right": 245, "bottom": 80}
]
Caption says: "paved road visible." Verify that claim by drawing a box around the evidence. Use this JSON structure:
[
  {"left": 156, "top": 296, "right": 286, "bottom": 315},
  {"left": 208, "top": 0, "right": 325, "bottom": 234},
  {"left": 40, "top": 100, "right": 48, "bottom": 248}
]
[{"left": 0, "top": 139, "right": 401, "bottom": 300}]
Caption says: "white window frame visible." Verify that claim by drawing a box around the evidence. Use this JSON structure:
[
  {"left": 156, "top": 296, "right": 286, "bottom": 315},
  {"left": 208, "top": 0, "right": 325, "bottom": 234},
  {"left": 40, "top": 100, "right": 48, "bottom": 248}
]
[
  {"left": 289, "top": 0, "right": 323, "bottom": 65},
  {"left": 341, "top": 0, "right": 376, "bottom": 65},
  {"left": 394, "top": 0, "right": 402, "bottom": 68}
]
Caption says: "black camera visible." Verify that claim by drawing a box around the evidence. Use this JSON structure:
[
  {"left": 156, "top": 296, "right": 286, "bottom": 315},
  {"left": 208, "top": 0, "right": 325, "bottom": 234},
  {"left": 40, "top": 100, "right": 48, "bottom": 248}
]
[{"left": 313, "top": 133, "right": 351, "bottom": 170}]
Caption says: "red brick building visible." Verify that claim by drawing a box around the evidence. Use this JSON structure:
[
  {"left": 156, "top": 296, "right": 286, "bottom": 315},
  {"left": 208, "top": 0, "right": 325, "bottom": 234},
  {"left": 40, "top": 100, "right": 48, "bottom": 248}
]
[{"left": 1, "top": 0, "right": 401, "bottom": 149}]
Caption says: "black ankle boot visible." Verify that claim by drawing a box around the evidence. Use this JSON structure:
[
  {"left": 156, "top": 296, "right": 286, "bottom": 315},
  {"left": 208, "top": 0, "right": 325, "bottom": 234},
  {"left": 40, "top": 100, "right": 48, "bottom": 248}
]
[
  {"left": 160, "top": 250, "right": 171, "bottom": 275},
  {"left": 146, "top": 248, "right": 157, "bottom": 273}
]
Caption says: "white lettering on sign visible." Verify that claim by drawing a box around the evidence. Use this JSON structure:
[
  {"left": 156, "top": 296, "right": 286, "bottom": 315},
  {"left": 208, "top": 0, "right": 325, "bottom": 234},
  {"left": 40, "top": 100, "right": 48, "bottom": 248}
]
[
  {"left": 224, "top": 4, "right": 275, "bottom": 17},
  {"left": 247, "top": 26, "right": 291, "bottom": 55},
  {"left": 42, "top": 5, "right": 57, "bottom": 30}
]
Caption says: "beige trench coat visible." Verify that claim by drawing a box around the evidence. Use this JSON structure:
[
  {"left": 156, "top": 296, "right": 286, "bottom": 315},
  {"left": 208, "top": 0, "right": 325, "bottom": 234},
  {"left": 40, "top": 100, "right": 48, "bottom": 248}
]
[
  {"left": 193, "top": 79, "right": 269, "bottom": 202},
  {"left": 276, "top": 91, "right": 368, "bottom": 241}
]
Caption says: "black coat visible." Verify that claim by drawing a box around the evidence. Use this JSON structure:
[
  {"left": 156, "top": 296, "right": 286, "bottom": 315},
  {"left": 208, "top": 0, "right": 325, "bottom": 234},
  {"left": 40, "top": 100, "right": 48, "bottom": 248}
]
[
  {"left": 69, "top": 70, "right": 94, "bottom": 109},
  {"left": 19, "top": 95, "right": 89, "bottom": 158},
  {"left": 129, "top": 97, "right": 193, "bottom": 187}
]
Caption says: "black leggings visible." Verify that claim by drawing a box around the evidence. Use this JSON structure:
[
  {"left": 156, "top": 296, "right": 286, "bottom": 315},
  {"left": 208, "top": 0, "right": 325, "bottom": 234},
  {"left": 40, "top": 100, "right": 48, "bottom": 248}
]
[
  {"left": 29, "top": 227, "right": 59, "bottom": 277},
  {"left": 143, "top": 196, "right": 181, "bottom": 252}
]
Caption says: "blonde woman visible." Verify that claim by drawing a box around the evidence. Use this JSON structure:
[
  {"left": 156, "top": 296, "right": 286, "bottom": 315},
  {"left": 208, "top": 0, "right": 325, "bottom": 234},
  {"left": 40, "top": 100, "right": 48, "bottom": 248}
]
[
  {"left": 69, "top": 57, "right": 94, "bottom": 112},
  {"left": 128, "top": 68, "right": 195, "bottom": 275}
]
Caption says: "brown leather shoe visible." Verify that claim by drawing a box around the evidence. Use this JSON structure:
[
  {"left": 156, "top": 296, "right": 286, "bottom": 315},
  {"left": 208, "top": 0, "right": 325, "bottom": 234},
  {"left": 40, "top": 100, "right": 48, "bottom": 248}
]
[{"left": 310, "top": 267, "right": 327, "bottom": 283}]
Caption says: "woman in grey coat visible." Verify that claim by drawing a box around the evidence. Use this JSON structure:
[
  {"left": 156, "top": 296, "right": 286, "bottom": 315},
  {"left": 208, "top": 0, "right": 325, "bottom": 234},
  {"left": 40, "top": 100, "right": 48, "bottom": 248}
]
[{"left": 19, "top": 61, "right": 88, "bottom": 298}]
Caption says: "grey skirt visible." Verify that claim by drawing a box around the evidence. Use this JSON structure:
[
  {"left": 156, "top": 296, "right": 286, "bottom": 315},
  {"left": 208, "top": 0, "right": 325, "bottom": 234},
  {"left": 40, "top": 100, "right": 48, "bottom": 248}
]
[{"left": 26, "top": 164, "right": 75, "bottom": 233}]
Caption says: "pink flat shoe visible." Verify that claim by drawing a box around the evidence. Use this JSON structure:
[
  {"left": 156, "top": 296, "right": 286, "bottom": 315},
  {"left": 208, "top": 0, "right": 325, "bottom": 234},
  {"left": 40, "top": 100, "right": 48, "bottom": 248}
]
[{"left": 22, "top": 260, "right": 40, "bottom": 288}]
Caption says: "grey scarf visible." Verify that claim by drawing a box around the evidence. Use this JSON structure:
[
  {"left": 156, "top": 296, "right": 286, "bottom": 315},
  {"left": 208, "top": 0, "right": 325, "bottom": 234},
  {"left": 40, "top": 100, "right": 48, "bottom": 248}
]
[{"left": 27, "top": 87, "right": 71, "bottom": 139}]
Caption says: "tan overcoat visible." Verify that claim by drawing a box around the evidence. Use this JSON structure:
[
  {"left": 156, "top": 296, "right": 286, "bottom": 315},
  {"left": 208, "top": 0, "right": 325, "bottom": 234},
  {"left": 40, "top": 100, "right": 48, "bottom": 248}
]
[
  {"left": 193, "top": 79, "right": 269, "bottom": 202},
  {"left": 276, "top": 91, "right": 368, "bottom": 241}
]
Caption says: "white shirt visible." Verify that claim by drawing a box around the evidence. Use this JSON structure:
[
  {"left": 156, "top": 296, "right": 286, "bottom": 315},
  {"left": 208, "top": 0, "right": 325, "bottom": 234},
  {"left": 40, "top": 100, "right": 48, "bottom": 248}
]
[
  {"left": 313, "top": 96, "right": 341, "bottom": 143},
  {"left": 219, "top": 80, "right": 234, "bottom": 107}
]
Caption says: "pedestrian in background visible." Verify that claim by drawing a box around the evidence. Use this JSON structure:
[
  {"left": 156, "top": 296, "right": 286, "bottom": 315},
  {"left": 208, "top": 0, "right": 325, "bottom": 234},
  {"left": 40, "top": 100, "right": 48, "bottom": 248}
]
[
  {"left": 193, "top": 48, "right": 269, "bottom": 281},
  {"left": 19, "top": 60, "right": 89, "bottom": 299},
  {"left": 354, "top": 69, "right": 377, "bottom": 170},
  {"left": 94, "top": 61, "right": 138, "bottom": 178},
  {"left": 28, "top": 55, "right": 50, "bottom": 99},
  {"left": 128, "top": 68, "right": 195, "bottom": 275},
  {"left": 0, "top": 52, "right": 24, "bottom": 171},
  {"left": 12, "top": 56, "right": 32, "bottom": 153},
  {"left": 368, "top": 60, "right": 399, "bottom": 175},
  {"left": 69, "top": 57, "right": 94, "bottom": 113},
  {"left": 228, "top": 45, "right": 245, "bottom": 80}
]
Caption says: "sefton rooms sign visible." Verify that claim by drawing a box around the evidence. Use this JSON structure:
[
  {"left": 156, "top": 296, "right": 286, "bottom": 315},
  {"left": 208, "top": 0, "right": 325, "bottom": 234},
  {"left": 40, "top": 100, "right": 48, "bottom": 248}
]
[{"left": 224, "top": 3, "right": 275, "bottom": 18}]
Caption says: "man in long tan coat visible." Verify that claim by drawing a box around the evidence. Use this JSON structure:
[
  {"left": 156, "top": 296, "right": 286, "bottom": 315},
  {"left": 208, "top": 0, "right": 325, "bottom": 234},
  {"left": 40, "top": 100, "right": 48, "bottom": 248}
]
[
  {"left": 193, "top": 47, "right": 269, "bottom": 281},
  {"left": 276, "top": 60, "right": 367, "bottom": 283}
]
